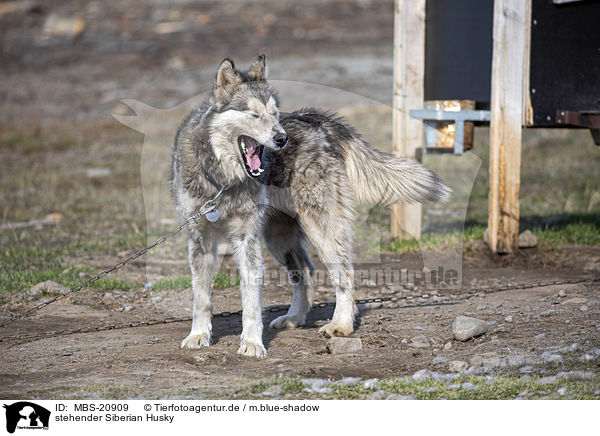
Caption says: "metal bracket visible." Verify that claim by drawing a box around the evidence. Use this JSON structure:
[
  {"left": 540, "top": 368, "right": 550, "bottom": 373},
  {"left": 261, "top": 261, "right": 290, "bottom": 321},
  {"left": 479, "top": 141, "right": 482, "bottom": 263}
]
[
  {"left": 409, "top": 109, "right": 491, "bottom": 155},
  {"left": 556, "top": 110, "right": 600, "bottom": 145}
]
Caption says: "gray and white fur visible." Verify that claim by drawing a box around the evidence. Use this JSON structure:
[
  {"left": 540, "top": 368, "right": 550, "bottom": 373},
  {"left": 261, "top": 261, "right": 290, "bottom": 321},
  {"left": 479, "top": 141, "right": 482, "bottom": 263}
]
[{"left": 170, "top": 54, "right": 450, "bottom": 358}]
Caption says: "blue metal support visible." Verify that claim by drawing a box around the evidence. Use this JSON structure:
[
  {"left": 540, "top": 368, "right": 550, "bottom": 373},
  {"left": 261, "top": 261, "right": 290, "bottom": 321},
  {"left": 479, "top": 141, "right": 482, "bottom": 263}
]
[{"left": 409, "top": 109, "right": 491, "bottom": 155}]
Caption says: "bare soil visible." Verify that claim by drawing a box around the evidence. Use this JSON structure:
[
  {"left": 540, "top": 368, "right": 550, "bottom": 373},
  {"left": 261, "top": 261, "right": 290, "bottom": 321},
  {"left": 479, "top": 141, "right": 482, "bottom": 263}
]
[
  {"left": 1, "top": 0, "right": 599, "bottom": 399},
  {"left": 1, "top": 244, "right": 599, "bottom": 399}
]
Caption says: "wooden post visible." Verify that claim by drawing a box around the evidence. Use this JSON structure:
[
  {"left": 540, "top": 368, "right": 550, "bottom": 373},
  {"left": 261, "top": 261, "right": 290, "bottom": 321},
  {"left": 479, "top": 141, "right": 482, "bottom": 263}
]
[
  {"left": 391, "top": 0, "right": 426, "bottom": 240},
  {"left": 488, "top": 0, "right": 531, "bottom": 253}
]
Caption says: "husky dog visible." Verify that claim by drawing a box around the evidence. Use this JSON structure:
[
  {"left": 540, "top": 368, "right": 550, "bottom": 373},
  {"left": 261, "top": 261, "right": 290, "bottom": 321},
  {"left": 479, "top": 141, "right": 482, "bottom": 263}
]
[{"left": 170, "top": 54, "right": 450, "bottom": 358}]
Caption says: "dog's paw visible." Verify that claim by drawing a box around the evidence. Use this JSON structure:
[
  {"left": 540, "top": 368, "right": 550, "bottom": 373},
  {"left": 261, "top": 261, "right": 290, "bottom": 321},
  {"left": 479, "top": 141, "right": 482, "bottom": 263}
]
[
  {"left": 269, "top": 314, "right": 305, "bottom": 329},
  {"left": 319, "top": 322, "right": 354, "bottom": 338},
  {"left": 180, "top": 332, "right": 211, "bottom": 349},
  {"left": 237, "top": 340, "right": 267, "bottom": 358}
]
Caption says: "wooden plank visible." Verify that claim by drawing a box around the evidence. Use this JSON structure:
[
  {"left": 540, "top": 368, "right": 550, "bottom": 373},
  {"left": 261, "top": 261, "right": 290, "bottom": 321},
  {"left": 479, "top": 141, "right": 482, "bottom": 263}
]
[
  {"left": 488, "top": 0, "right": 531, "bottom": 253},
  {"left": 391, "top": 0, "right": 425, "bottom": 240}
]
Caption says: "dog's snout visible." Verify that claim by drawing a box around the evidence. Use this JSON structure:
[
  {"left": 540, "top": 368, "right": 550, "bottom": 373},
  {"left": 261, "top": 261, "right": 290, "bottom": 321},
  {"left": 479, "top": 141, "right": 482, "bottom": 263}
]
[{"left": 273, "top": 133, "right": 288, "bottom": 148}]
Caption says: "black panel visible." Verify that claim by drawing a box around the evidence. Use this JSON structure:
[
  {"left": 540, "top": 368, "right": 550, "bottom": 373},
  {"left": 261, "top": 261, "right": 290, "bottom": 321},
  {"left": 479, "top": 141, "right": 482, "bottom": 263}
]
[
  {"left": 530, "top": 0, "right": 600, "bottom": 126},
  {"left": 424, "top": 0, "right": 494, "bottom": 108}
]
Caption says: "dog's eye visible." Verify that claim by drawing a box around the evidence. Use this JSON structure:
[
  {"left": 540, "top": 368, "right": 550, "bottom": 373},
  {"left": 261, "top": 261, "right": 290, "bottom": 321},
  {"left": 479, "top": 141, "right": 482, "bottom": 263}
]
[{"left": 248, "top": 112, "right": 260, "bottom": 119}]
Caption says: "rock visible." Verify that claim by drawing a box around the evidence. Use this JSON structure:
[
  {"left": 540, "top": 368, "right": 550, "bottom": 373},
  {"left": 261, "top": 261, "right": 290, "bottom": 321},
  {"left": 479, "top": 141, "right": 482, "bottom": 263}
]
[
  {"left": 432, "top": 355, "right": 448, "bottom": 365},
  {"left": 505, "top": 315, "right": 513, "bottom": 322},
  {"left": 261, "top": 385, "right": 282, "bottom": 397},
  {"left": 448, "top": 361, "right": 468, "bottom": 372},
  {"left": 586, "top": 299, "right": 600, "bottom": 307},
  {"left": 452, "top": 316, "right": 488, "bottom": 341},
  {"left": 519, "top": 374, "right": 532, "bottom": 382},
  {"left": 580, "top": 305, "right": 588, "bottom": 312},
  {"left": 444, "top": 341, "right": 452, "bottom": 350},
  {"left": 556, "top": 370, "right": 595, "bottom": 380},
  {"left": 42, "top": 14, "right": 85, "bottom": 39},
  {"left": 29, "top": 280, "right": 67, "bottom": 296},
  {"left": 424, "top": 387, "right": 438, "bottom": 393},
  {"left": 326, "top": 337, "right": 362, "bottom": 354},
  {"left": 462, "top": 382, "right": 477, "bottom": 391},
  {"left": 386, "top": 394, "right": 415, "bottom": 400},
  {"left": 558, "top": 290, "right": 567, "bottom": 298},
  {"left": 541, "top": 351, "right": 563, "bottom": 363},
  {"left": 338, "top": 377, "right": 361, "bottom": 386},
  {"left": 563, "top": 297, "right": 588, "bottom": 305},
  {"left": 448, "top": 384, "right": 461, "bottom": 390},
  {"left": 556, "top": 387, "right": 567, "bottom": 396},
  {"left": 412, "top": 369, "right": 439, "bottom": 382},
  {"left": 366, "top": 390, "right": 387, "bottom": 400},
  {"left": 363, "top": 378, "right": 379, "bottom": 389},
  {"left": 409, "top": 334, "right": 430, "bottom": 348},
  {"left": 518, "top": 230, "right": 538, "bottom": 248},
  {"left": 301, "top": 378, "right": 331, "bottom": 394},
  {"left": 540, "top": 310, "right": 556, "bottom": 317},
  {"left": 537, "top": 376, "right": 558, "bottom": 385},
  {"left": 506, "top": 354, "right": 527, "bottom": 367},
  {"left": 86, "top": 168, "right": 111, "bottom": 178}
]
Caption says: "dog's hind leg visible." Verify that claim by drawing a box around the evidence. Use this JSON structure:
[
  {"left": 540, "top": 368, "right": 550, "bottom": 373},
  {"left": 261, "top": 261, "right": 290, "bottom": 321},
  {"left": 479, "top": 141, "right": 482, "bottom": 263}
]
[
  {"left": 264, "top": 213, "right": 314, "bottom": 329},
  {"left": 301, "top": 215, "right": 356, "bottom": 338},
  {"left": 232, "top": 234, "right": 267, "bottom": 358},
  {"left": 181, "top": 234, "right": 219, "bottom": 349}
]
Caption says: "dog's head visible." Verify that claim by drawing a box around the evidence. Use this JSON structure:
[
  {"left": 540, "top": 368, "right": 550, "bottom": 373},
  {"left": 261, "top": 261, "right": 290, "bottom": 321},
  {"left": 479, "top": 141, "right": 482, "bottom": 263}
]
[{"left": 209, "top": 54, "right": 287, "bottom": 179}]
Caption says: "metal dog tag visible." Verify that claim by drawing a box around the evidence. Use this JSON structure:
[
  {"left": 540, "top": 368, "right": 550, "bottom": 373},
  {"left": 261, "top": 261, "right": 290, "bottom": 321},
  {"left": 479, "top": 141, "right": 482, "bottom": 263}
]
[{"left": 205, "top": 209, "right": 220, "bottom": 222}]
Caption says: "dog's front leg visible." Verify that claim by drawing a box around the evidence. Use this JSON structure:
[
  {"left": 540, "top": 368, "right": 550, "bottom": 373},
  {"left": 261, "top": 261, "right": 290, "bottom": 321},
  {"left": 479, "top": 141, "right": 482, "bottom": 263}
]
[
  {"left": 181, "top": 235, "right": 217, "bottom": 349},
  {"left": 233, "top": 235, "right": 266, "bottom": 358}
]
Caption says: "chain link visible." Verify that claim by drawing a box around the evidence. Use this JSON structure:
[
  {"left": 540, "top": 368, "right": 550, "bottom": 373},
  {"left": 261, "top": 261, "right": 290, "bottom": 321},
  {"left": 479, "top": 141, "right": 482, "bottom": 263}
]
[
  {"left": 2, "top": 276, "right": 598, "bottom": 345},
  {"left": 0, "top": 188, "right": 223, "bottom": 330}
]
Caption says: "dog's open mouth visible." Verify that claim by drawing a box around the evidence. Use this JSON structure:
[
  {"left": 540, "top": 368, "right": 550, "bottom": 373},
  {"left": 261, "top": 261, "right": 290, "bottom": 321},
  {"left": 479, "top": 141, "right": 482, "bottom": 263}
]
[{"left": 238, "top": 135, "right": 265, "bottom": 178}]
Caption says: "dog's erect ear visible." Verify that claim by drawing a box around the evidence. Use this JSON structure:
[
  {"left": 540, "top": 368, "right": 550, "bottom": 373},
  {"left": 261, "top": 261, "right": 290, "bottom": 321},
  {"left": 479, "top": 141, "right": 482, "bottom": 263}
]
[
  {"left": 248, "top": 53, "right": 266, "bottom": 81},
  {"left": 215, "top": 58, "right": 241, "bottom": 101}
]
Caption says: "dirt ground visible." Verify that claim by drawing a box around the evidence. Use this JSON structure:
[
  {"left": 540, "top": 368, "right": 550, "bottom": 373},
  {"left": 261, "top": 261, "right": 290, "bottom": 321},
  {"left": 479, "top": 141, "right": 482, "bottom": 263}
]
[
  {"left": 1, "top": 244, "right": 600, "bottom": 399},
  {"left": 1, "top": 0, "right": 599, "bottom": 399}
]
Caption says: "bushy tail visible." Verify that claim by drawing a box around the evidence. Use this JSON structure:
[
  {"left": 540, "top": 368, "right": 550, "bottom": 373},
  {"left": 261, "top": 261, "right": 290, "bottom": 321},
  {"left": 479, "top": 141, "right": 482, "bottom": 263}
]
[{"left": 343, "top": 139, "right": 451, "bottom": 207}]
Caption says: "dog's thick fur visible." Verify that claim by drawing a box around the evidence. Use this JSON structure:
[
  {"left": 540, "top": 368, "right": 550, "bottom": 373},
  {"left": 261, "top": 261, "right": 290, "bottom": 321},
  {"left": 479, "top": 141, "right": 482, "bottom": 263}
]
[{"left": 170, "top": 54, "right": 450, "bottom": 357}]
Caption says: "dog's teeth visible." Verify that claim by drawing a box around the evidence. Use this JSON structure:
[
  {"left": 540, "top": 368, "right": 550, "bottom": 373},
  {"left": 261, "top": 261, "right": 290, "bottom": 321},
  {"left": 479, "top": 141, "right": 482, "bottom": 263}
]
[
  {"left": 241, "top": 139, "right": 246, "bottom": 152},
  {"left": 256, "top": 168, "right": 264, "bottom": 174}
]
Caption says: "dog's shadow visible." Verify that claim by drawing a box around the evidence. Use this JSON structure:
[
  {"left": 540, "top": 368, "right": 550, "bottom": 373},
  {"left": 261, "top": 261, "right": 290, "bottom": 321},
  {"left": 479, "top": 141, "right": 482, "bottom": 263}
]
[{"left": 210, "top": 304, "right": 363, "bottom": 348}]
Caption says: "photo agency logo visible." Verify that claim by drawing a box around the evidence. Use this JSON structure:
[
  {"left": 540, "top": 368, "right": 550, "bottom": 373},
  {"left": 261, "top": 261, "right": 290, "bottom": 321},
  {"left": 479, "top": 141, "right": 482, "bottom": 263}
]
[
  {"left": 3, "top": 402, "right": 50, "bottom": 433},
  {"left": 113, "top": 79, "right": 482, "bottom": 290}
]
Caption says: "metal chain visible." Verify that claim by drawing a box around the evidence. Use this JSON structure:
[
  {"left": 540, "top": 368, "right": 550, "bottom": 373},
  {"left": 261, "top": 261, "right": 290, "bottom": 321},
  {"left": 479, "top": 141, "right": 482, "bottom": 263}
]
[
  {"left": 2, "top": 276, "right": 597, "bottom": 345},
  {"left": 0, "top": 188, "right": 224, "bottom": 329}
]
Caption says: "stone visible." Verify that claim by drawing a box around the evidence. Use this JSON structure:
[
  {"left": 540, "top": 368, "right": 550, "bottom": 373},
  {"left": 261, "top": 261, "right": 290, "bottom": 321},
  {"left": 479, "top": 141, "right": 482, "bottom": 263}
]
[
  {"left": 541, "top": 351, "right": 563, "bottom": 363},
  {"left": 409, "top": 334, "right": 430, "bottom": 348},
  {"left": 326, "top": 337, "right": 362, "bottom": 354},
  {"left": 563, "top": 297, "right": 587, "bottom": 305},
  {"left": 505, "top": 315, "right": 513, "bottom": 322},
  {"left": 452, "top": 316, "right": 488, "bottom": 341},
  {"left": 412, "top": 369, "right": 439, "bottom": 382},
  {"left": 462, "top": 382, "right": 477, "bottom": 391},
  {"left": 29, "top": 280, "right": 68, "bottom": 296},
  {"left": 301, "top": 378, "right": 331, "bottom": 394},
  {"left": 448, "top": 361, "right": 468, "bottom": 372},
  {"left": 338, "top": 377, "right": 361, "bottom": 386},
  {"left": 261, "top": 385, "right": 282, "bottom": 397},
  {"left": 363, "top": 378, "right": 379, "bottom": 389},
  {"left": 386, "top": 394, "right": 415, "bottom": 400},
  {"left": 366, "top": 390, "right": 387, "bottom": 400},
  {"left": 580, "top": 305, "right": 589, "bottom": 312},
  {"left": 540, "top": 310, "right": 556, "bottom": 317},
  {"left": 558, "top": 290, "right": 567, "bottom": 298},
  {"left": 537, "top": 376, "right": 558, "bottom": 385},
  {"left": 444, "top": 341, "right": 452, "bottom": 350},
  {"left": 518, "top": 230, "right": 538, "bottom": 248},
  {"left": 432, "top": 355, "right": 448, "bottom": 365},
  {"left": 42, "top": 14, "right": 85, "bottom": 39}
]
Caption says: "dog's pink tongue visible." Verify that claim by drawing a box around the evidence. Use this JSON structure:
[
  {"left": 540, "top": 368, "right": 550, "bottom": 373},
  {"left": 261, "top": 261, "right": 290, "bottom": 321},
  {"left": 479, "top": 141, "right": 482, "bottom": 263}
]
[{"left": 246, "top": 145, "right": 261, "bottom": 171}]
